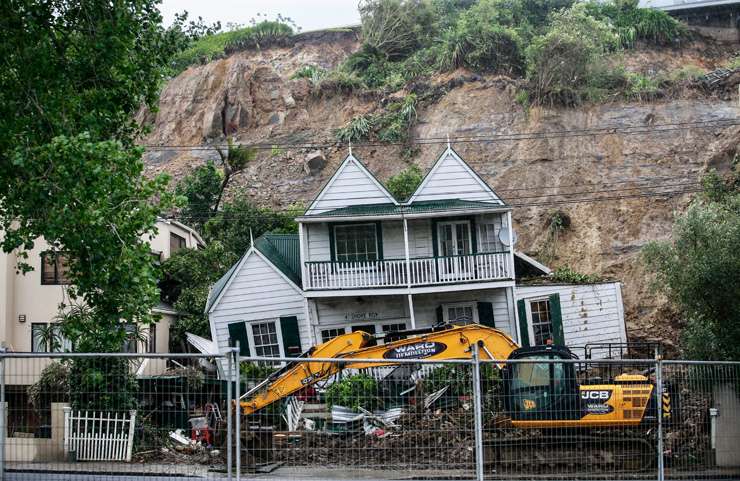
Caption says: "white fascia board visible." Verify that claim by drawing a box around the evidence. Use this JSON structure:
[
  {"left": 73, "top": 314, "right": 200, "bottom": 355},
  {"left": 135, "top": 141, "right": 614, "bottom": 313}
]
[
  {"left": 206, "top": 247, "right": 254, "bottom": 315},
  {"left": 251, "top": 248, "right": 303, "bottom": 295},
  {"left": 304, "top": 154, "right": 398, "bottom": 215},
  {"left": 296, "top": 206, "right": 512, "bottom": 223},
  {"left": 304, "top": 280, "right": 516, "bottom": 298},
  {"left": 408, "top": 147, "right": 504, "bottom": 205},
  {"left": 514, "top": 251, "right": 552, "bottom": 275}
]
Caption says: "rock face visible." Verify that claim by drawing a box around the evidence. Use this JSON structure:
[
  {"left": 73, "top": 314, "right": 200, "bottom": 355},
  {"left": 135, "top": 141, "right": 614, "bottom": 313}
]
[{"left": 142, "top": 30, "right": 740, "bottom": 351}]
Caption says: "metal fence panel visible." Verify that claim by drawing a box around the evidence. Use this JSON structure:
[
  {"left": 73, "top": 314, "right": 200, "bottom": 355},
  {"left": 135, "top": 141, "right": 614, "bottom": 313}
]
[{"left": 1, "top": 352, "right": 739, "bottom": 481}]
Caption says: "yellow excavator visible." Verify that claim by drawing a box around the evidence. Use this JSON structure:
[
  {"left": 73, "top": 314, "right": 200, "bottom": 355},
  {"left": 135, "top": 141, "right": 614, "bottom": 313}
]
[{"left": 240, "top": 323, "right": 672, "bottom": 470}]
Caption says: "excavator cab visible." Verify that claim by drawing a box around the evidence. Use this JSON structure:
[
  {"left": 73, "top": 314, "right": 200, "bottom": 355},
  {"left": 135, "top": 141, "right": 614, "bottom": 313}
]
[{"left": 502, "top": 345, "right": 582, "bottom": 421}]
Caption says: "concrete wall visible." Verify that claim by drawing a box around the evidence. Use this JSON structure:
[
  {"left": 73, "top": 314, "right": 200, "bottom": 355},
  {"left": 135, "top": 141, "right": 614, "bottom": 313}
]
[{"left": 4, "top": 402, "right": 67, "bottom": 462}]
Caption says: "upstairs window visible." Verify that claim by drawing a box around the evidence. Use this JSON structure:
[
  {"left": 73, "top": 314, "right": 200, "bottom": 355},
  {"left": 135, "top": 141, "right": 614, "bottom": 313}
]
[
  {"left": 41, "top": 252, "right": 71, "bottom": 285},
  {"left": 478, "top": 222, "right": 504, "bottom": 253},
  {"left": 333, "top": 224, "right": 378, "bottom": 262},
  {"left": 170, "top": 233, "right": 187, "bottom": 254}
]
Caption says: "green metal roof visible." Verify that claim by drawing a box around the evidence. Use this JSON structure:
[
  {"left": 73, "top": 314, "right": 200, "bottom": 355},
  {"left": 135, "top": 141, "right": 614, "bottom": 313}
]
[
  {"left": 205, "top": 233, "right": 301, "bottom": 313},
  {"left": 304, "top": 199, "right": 507, "bottom": 218}
]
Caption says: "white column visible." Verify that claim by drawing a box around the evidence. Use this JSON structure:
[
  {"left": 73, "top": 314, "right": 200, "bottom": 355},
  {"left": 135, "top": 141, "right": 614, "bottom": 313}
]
[
  {"left": 298, "top": 222, "right": 307, "bottom": 290},
  {"left": 506, "top": 210, "right": 521, "bottom": 344},
  {"left": 407, "top": 293, "right": 416, "bottom": 329}
]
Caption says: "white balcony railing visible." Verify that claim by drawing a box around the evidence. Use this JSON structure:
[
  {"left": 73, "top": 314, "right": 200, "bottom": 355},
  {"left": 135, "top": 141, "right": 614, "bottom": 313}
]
[{"left": 304, "top": 252, "right": 511, "bottom": 290}]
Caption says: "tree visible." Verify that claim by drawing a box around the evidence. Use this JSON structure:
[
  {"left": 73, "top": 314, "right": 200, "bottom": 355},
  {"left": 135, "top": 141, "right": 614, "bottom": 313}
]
[
  {"left": 643, "top": 170, "right": 740, "bottom": 360},
  {"left": 0, "top": 1, "right": 179, "bottom": 351},
  {"left": 386, "top": 165, "right": 423, "bottom": 201},
  {"left": 359, "top": 0, "right": 435, "bottom": 60}
]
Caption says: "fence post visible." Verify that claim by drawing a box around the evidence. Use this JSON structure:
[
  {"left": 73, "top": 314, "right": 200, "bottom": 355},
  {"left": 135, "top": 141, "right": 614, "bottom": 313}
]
[
  {"left": 472, "top": 342, "right": 485, "bottom": 481},
  {"left": 656, "top": 354, "right": 664, "bottom": 481},
  {"left": 235, "top": 342, "right": 241, "bottom": 481},
  {"left": 126, "top": 410, "right": 137, "bottom": 462},
  {"left": 226, "top": 353, "right": 233, "bottom": 481},
  {"left": 0, "top": 348, "right": 5, "bottom": 481}
]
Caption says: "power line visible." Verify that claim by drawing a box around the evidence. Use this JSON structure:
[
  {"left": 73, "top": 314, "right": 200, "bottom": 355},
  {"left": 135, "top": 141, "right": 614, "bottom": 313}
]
[{"left": 141, "top": 118, "right": 739, "bottom": 151}]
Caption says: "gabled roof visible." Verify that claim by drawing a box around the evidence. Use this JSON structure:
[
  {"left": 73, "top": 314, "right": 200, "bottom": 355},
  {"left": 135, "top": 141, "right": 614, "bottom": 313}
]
[
  {"left": 204, "top": 233, "right": 302, "bottom": 313},
  {"left": 408, "top": 147, "right": 504, "bottom": 205},
  {"left": 304, "top": 154, "right": 398, "bottom": 215}
]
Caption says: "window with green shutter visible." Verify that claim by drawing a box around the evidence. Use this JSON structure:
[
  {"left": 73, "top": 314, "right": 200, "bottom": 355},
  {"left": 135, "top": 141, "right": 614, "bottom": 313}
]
[
  {"left": 280, "top": 316, "right": 302, "bottom": 356},
  {"left": 227, "top": 322, "right": 250, "bottom": 356}
]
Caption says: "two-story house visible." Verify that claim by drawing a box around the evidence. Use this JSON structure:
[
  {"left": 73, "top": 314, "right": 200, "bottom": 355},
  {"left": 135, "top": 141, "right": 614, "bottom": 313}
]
[
  {"left": 0, "top": 219, "right": 205, "bottom": 372},
  {"left": 205, "top": 148, "right": 628, "bottom": 363}
]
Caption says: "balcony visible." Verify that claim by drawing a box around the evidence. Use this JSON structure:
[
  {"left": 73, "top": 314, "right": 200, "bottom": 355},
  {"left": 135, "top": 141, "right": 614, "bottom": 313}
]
[{"left": 304, "top": 252, "right": 511, "bottom": 290}]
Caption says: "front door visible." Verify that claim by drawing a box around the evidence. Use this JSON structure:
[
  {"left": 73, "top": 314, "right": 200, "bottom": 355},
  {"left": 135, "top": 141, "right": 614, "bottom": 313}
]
[{"left": 437, "top": 221, "right": 472, "bottom": 279}]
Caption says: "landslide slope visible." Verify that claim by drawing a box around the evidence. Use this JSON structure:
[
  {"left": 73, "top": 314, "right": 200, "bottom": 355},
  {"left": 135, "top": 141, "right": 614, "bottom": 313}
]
[{"left": 142, "top": 28, "right": 740, "bottom": 350}]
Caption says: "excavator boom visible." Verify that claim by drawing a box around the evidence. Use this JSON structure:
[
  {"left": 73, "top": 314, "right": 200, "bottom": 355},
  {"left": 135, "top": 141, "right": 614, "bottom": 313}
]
[{"left": 240, "top": 324, "right": 519, "bottom": 415}]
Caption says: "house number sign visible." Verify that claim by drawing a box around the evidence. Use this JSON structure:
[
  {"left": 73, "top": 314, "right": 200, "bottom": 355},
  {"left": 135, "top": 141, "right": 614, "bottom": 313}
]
[{"left": 344, "top": 311, "right": 378, "bottom": 320}]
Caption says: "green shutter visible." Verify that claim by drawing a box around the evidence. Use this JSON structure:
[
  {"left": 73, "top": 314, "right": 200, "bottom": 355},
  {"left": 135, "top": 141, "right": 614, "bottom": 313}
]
[
  {"left": 517, "top": 299, "right": 530, "bottom": 347},
  {"left": 549, "top": 293, "right": 565, "bottom": 345},
  {"left": 435, "top": 305, "right": 443, "bottom": 324},
  {"left": 328, "top": 224, "right": 336, "bottom": 262},
  {"left": 375, "top": 222, "right": 384, "bottom": 260},
  {"left": 280, "top": 316, "right": 302, "bottom": 357},
  {"left": 477, "top": 302, "right": 495, "bottom": 328},
  {"left": 227, "top": 322, "right": 250, "bottom": 356}
]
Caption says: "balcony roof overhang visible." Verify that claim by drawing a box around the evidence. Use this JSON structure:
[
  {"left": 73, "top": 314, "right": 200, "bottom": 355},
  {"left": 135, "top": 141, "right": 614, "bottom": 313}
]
[{"left": 297, "top": 199, "right": 512, "bottom": 223}]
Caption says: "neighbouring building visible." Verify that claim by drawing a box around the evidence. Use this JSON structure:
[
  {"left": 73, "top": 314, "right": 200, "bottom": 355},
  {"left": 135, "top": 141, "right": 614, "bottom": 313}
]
[
  {"left": 0, "top": 218, "right": 204, "bottom": 360},
  {"left": 205, "top": 148, "right": 628, "bottom": 364}
]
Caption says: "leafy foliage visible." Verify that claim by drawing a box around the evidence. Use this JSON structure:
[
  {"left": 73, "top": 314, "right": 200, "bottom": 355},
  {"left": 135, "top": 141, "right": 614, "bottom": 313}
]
[
  {"left": 170, "top": 19, "right": 295, "bottom": 73},
  {"left": 643, "top": 170, "right": 740, "bottom": 360},
  {"left": 525, "top": 4, "right": 619, "bottom": 105},
  {"left": 175, "top": 162, "right": 224, "bottom": 230},
  {"left": 386, "top": 165, "right": 424, "bottom": 201},
  {"left": 550, "top": 267, "right": 602, "bottom": 284},
  {"left": 241, "top": 362, "right": 278, "bottom": 381},
  {"left": 583, "top": 0, "right": 686, "bottom": 47},
  {"left": 335, "top": 115, "right": 375, "bottom": 142},
  {"left": 0, "top": 1, "right": 179, "bottom": 352},
  {"left": 69, "top": 358, "right": 138, "bottom": 410},
  {"left": 335, "top": 94, "right": 418, "bottom": 144},
  {"left": 325, "top": 374, "right": 381, "bottom": 410},
  {"left": 359, "top": 0, "right": 435, "bottom": 60},
  {"left": 28, "top": 362, "right": 70, "bottom": 410}
]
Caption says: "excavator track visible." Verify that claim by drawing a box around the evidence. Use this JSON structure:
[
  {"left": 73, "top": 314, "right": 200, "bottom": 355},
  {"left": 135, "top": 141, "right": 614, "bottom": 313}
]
[{"left": 487, "top": 434, "right": 656, "bottom": 474}]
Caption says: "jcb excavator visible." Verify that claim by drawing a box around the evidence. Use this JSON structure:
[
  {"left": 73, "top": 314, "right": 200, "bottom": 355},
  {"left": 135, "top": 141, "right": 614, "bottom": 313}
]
[{"left": 240, "top": 323, "right": 672, "bottom": 470}]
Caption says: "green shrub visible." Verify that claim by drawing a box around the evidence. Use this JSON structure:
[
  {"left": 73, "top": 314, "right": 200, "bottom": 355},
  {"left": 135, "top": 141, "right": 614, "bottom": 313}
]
[
  {"left": 727, "top": 56, "right": 740, "bottom": 69},
  {"left": 583, "top": 0, "right": 686, "bottom": 47},
  {"left": 359, "top": 0, "right": 436, "bottom": 60},
  {"left": 376, "top": 94, "right": 418, "bottom": 143},
  {"left": 437, "top": 19, "right": 523, "bottom": 74},
  {"left": 291, "top": 64, "right": 327, "bottom": 81},
  {"left": 316, "top": 70, "right": 366, "bottom": 95},
  {"left": 386, "top": 165, "right": 423, "bottom": 201},
  {"left": 668, "top": 64, "right": 706, "bottom": 82},
  {"left": 28, "top": 362, "right": 69, "bottom": 410},
  {"left": 241, "top": 362, "right": 278, "bottom": 381},
  {"left": 334, "top": 115, "right": 374, "bottom": 142},
  {"left": 325, "top": 374, "right": 381, "bottom": 410},
  {"left": 526, "top": 3, "right": 619, "bottom": 105},
  {"left": 171, "top": 21, "right": 294, "bottom": 73},
  {"left": 68, "top": 358, "right": 138, "bottom": 411},
  {"left": 551, "top": 266, "right": 602, "bottom": 283},
  {"left": 624, "top": 72, "right": 662, "bottom": 101}
]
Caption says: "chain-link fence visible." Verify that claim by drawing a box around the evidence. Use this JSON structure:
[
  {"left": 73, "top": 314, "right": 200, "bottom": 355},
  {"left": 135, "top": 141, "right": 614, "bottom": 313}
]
[{"left": 0, "top": 351, "right": 738, "bottom": 481}]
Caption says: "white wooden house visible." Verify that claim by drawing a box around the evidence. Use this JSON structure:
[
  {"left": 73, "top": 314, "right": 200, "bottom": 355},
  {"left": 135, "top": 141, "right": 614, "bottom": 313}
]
[{"left": 205, "top": 147, "right": 627, "bottom": 361}]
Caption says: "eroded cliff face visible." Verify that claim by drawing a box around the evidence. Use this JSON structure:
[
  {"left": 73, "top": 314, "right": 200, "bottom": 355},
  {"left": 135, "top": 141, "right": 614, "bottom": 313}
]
[{"left": 142, "top": 29, "right": 740, "bottom": 351}]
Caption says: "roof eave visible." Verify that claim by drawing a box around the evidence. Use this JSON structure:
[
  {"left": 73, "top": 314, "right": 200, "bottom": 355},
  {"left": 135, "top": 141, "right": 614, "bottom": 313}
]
[{"left": 296, "top": 205, "right": 512, "bottom": 223}]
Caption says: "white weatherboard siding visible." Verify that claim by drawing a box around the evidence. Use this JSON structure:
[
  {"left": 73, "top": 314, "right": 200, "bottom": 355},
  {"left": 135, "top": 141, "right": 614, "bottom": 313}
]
[
  {"left": 516, "top": 282, "right": 627, "bottom": 351},
  {"left": 306, "top": 157, "right": 396, "bottom": 215},
  {"left": 209, "top": 253, "right": 310, "bottom": 356},
  {"left": 304, "top": 214, "right": 506, "bottom": 263},
  {"left": 411, "top": 149, "right": 503, "bottom": 204},
  {"left": 310, "top": 287, "right": 515, "bottom": 340}
]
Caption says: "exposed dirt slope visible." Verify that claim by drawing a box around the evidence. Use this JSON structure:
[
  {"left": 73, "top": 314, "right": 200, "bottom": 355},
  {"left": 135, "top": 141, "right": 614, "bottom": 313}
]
[{"left": 141, "top": 30, "right": 740, "bottom": 351}]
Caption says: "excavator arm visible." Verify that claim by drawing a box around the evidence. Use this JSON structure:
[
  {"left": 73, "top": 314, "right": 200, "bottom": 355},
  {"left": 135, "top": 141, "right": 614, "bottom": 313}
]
[{"left": 240, "top": 324, "right": 519, "bottom": 415}]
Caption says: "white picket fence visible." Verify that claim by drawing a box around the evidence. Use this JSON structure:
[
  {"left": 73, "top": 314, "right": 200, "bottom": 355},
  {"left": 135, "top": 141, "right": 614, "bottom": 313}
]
[{"left": 63, "top": 407, "right": 137, "bottom": 462}]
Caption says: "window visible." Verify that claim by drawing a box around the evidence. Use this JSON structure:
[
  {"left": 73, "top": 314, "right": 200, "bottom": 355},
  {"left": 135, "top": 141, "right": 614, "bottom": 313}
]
[
  {"left": 147, "top": 324, "right": 157, "bottom": 353},
  {"left": 443, "top": 302, "right": 478, "bottom": 324},
  {"left": 41, "top": 252, "right": 71, "bottom": 285},
  {"left": 170, "top": 233, "right": 187, "bottom": 254},
  {"left": 334, "top": 224, "right": 378, "bottom": 262},
  {"left": 251, "top": 322, "right": 281, "bottom": 357},
  {"left": 321, "top": 328, "right": 346, "bottom": 343},
  {"left": 529, "top": 299, "right": 553, "bottom": 345},
  {"left": 31, "top": 323, "right": 70, "bottom": 352},
  {"left": 382, "top": 323, "right": 406, "bottom": 333},
  {"left": 121, "top": 324, "right": 138, "bottom": 353},
  {"left": 478, "top": 223, "right": 503, "bottom": 253}
]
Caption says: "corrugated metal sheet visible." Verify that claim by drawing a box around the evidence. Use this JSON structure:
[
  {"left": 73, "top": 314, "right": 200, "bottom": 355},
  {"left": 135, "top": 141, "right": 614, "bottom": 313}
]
[{"left": 305, "top": 199, "right": 507, "bottom": 218}]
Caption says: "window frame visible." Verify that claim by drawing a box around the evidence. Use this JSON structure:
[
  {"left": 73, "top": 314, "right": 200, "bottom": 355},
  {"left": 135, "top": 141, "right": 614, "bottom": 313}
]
[
  {"left": 478, "top": 222, "right": 504, "bottom": 253},
  {"left": 526, "top": 297, "right": 554, "bottom": 346},
  {"left": 147, "top": 323, "right": 157, "bottom": 353},
  {"left": 248, "top": 320, "right": 284, "bottom": 358},
  {"left": 442, "top": 301, "right": 479, "bottom": 325},
  {"left": 40, "top": 251, "right": 71, "bottom": 285},
  {"left": 320, "top": 327, "right": 347, "bottom": 343},
  {"left": 331, "top": 222, "right": 381, "bottom": 263},
  {"left": 121, "top": 324, "right": 138, "bottom": 354},
  {"left": 31, "top": 322, "right": 71, "bottom": 352},
  {"left": 317, "top": 321, "right": 409, "bottom": 345},
  {"left": 169, "top": 232, "right": 187, "bottom": 255},
  {"left": 31, "top": 323, "right": 49, "bottom": 353}
]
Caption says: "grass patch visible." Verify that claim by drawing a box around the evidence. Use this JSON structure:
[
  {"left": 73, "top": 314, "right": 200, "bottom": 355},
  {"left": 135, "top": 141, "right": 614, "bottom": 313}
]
[
  {"left": 334, "top": 94, "right": 418, "bottom": 144},
  {"left": 171, "top": 21, "right": 293, "bottom": 73}
]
